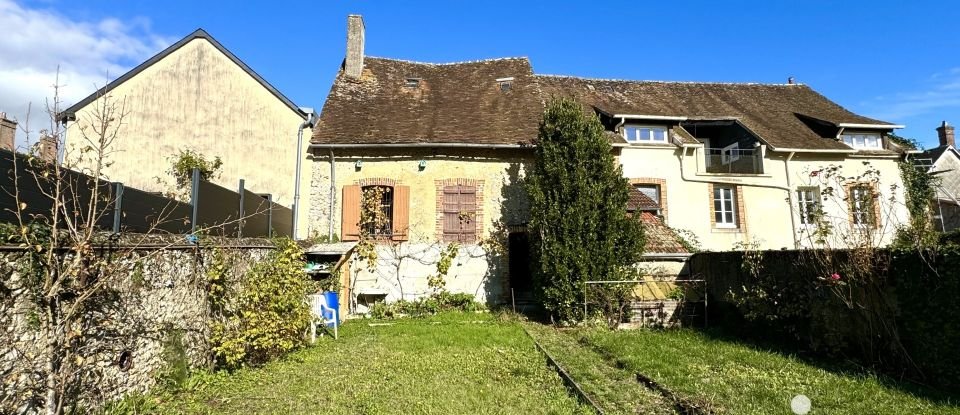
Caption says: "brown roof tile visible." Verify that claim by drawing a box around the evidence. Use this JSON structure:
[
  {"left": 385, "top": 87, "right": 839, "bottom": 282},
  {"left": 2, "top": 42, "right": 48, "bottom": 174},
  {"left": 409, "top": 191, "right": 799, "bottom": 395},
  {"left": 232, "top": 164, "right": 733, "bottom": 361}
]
[
  {"left": 312, "top": 57, "right": 897, "bottom": 151},
  {"left": 639, "top": 212, "right": 689, "bottom": 254},
  {"left": 627, "top": 187, "right": 661, "bottom": 212},
  {"left": 312, "top": 57, "right": 544, "bottom": 145},
  {"left": 536, "top": 75, "right": 895, "bottom": 151}
]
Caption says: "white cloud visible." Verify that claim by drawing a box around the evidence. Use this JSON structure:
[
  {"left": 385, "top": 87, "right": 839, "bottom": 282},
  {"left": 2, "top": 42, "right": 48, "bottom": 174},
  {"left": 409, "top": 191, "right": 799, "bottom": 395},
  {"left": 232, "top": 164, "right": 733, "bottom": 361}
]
[
  {"left": 0, "top": 0, "right": 172, "bottom": 147},
  {"left": 860, "top": 68, "right": 960, "bottom": 122}
]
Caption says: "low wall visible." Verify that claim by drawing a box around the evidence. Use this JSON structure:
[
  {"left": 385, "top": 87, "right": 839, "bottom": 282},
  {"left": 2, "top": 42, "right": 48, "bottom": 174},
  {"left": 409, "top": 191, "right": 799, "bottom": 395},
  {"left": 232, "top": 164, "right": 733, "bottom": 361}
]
[{"left": 0, "top": 239, "right": 273, "bottom": 412}]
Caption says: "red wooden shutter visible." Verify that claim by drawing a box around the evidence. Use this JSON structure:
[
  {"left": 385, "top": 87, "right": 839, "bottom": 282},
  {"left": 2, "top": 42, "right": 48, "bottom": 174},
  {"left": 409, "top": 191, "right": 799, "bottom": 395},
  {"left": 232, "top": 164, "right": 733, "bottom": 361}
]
[
  {"left": 341, "top": 185, "right": 361, "bottom": 241},
  {"left": 392, "top": 185, "right": 410, "bottom": 241}
]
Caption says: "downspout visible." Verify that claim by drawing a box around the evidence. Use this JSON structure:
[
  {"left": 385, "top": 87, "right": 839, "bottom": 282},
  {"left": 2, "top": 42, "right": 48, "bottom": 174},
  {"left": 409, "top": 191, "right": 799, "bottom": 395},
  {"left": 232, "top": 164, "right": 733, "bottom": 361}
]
[
  {"left": 292, "top": 109, "right": 316, "bottom": 240},
  {"left": 328, "top": 149, "right": 336, "bottom": 241},
  {"left": 615, "top": 117, "right": 627, "bottom": 135},
  {"left": 783, "top": 152, "right": 799, "bottom": 248}
]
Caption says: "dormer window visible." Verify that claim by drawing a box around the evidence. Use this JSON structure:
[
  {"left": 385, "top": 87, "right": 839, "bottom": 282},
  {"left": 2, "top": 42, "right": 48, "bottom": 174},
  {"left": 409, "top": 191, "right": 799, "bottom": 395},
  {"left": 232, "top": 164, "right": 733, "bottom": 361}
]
[
  {"left": 624, "top": 125, "right": 668, "bottom": 143},
  {"left": 841, "top": 132, "right": 883, "bottom": 149}
]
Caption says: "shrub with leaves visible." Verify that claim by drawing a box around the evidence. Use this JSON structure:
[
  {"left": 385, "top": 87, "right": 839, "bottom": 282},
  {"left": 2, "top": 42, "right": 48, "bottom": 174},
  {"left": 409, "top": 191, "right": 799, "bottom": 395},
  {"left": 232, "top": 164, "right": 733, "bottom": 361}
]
[
  {"left": 526, "top": 98, "right": 646, "bottom": 323},
  {"left": 210, "top": 238, "right": 311, "bottom": 369}
]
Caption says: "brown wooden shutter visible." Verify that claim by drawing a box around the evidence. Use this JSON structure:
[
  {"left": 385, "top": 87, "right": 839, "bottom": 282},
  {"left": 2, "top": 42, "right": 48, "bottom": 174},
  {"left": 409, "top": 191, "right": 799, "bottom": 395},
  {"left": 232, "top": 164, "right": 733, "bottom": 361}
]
[
  {"left": 341, "top": 185, "right": 361, "bottom": 241},
  {"left": 443, "top": 185, "right": 460, "bottom": 241},
  {"left": 392, "top": 185, "right": 410, "bottom": 241},
  {"left": 460, "top": 186, "right": 477, "bottom": 242}
]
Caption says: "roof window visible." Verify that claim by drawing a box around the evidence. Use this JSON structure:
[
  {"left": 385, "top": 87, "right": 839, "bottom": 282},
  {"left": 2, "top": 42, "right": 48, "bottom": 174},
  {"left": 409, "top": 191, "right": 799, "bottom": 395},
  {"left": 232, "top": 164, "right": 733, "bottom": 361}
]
[
  {"left": 496, "top": 77, "right": 513, "bottom": 92},
  {"left": 404, "top": 78, "right": 421, "bottom": 88}
]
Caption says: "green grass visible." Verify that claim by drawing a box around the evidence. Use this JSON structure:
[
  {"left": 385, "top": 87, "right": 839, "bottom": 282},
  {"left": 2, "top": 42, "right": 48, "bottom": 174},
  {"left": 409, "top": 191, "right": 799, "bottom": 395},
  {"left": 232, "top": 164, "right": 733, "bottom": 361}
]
[
  {"left": 575, "top": 328, "right": 960, "bottom": 415},
  {"left": 142, "top": 313, "right": 592, "bottom": 414},
  {"left": 523, "top": 323, "right": 674, "bottom": 415}
]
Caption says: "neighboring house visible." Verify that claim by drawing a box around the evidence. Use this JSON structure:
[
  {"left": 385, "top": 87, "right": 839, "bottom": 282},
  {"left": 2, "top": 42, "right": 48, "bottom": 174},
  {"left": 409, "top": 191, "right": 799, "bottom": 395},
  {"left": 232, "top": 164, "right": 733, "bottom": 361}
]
[
  {"left": 310, "top": 15, "right": 910, "bottom": 307},
  {"left": 916, "top": 122, "right": 960, "bottom": 231},
  {"left": 0, "top": 112, "right": 15, "bottom": 152},
  {"left": 58, "top": 29, "right": 315, "bottom": 237}
]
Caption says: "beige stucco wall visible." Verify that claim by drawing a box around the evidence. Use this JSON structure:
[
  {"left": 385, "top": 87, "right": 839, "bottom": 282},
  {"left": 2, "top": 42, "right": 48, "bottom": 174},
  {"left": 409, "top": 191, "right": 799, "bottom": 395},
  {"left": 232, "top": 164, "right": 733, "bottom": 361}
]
[
  {"left": 63, "top": 38, "right": 311, "bottom": 235},
  {"left": 618, "top": 144, "right": 910, "bottom": 251},
  {"left": 308, "top": 148, "right": 532, "bottom": 306}
]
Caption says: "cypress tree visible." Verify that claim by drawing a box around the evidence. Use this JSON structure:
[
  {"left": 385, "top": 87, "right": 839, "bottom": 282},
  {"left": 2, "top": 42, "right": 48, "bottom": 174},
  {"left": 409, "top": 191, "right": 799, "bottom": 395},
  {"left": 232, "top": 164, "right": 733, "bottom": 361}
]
[{"left": 527, "top": 98, "right": 646, "bottom": 322}]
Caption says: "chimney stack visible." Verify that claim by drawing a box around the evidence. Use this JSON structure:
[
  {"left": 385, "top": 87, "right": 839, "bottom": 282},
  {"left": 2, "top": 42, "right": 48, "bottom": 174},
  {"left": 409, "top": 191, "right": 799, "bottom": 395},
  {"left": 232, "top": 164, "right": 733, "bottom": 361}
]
[
  {"left": 38, "top": 135, "right": 58, "bottom": 163},
  {"left": 345, "top": 15, "right": 365, "bottom": 80},
  {"left": 938, "top": 120, "right": 955, "bottom": 148},
  {"left": 0, "top": 112, "right": 16, "bottom": 152}
]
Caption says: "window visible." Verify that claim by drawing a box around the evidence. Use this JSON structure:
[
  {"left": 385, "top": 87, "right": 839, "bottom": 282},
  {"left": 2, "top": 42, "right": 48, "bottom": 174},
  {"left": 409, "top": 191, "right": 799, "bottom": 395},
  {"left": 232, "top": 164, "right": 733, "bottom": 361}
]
[
  {"left": 624, "top": 125, "right": 668, "bottom": 143},
  {"left": 849, "top": 184, "right": 876, "bottom": 227},
  {"left": 635, "top": 184, "right": 661, "bottom": 205},
  {"left": 841, "top": 133, "right": 883, "bottom": 149},
  {"left": 713, "top": 186, "right": 738, "bottom": 228},
  {"left": 796, "top": 187, "right": 820, "bottom": 225},
  {"left": 721, "top": 143, "right": 741, "bottom": 164},
  {"left": 361, "top": 185, "right": 393, "bottom": 237},
  {"left": 442, "top": 184, "right": 478, "bottom": 242}
]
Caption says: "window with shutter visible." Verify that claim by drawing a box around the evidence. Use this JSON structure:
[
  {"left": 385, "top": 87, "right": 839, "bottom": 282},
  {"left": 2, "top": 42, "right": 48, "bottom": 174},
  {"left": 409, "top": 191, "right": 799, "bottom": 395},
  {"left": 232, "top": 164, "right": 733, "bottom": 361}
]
[{"left": 442, "top": 184, "right": 478, "bottom": 242}]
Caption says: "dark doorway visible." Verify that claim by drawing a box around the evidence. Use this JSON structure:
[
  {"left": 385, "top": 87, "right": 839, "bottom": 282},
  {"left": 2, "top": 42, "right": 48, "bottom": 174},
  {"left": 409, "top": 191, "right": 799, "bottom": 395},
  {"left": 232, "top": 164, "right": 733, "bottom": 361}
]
[{"left": 508, "top": 232, "right": 532, "bottom": 294}]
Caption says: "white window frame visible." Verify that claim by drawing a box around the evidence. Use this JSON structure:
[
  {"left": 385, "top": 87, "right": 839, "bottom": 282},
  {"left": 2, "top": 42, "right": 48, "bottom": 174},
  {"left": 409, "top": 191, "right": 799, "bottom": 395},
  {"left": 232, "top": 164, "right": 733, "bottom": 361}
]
[
  {"left": 796, "top": 186, "right": 819, "bottom": 226},
  {"left": 623, "top": 125, "right": 669, "bottom": 144},
  {"left": 721, "top": 143, "right": 740, "bottom": 164},
  {"left": 713, "top": 186, "right": 738, "bottom": 228},
  {"left": 841, "top": 132, "right": 883, "bottom": 150}
]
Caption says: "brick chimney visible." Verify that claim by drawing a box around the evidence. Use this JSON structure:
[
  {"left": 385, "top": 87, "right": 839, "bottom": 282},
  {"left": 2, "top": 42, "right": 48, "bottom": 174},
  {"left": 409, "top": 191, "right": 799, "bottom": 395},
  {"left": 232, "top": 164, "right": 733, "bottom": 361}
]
[
  {"left": 345, "top": 15, "right": 365, "bottom": 80},
  {"left": 0, "top": 112, "right": 16, "bottom": 152},
  {"left": 38, "top": 135, "right": 58, "bottom": 163},
  {"left": 938, "top": 121, "right": 955, "bottom": 148}
]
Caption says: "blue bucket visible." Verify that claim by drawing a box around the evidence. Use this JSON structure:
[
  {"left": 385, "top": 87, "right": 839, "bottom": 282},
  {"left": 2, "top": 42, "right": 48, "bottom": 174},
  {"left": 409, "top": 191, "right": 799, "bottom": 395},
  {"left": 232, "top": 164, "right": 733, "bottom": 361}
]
[{"left": 322, "top": 291, "right": 340, "bottom": 326}]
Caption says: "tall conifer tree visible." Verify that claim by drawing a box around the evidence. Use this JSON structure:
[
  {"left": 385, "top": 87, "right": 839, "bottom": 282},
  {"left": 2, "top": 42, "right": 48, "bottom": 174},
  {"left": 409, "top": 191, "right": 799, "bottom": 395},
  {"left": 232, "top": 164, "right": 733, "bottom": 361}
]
[{"left": 527, "top": 98, "right": 646, "bottom": 322}]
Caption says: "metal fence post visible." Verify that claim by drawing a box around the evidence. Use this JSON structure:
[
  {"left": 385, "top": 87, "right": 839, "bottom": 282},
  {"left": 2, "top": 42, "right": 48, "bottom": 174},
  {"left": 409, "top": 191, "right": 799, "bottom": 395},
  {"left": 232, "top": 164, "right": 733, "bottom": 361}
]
[
  {"left": 266, "top": 194, "right": 274, "bottom": 237},
  {"left": 112, "top": 182, "right": 124, "bottom": 234},
  {"left": 237, "top": 179, "right": 245, "bottom": 238},
  {"left": 190, "top": 168, "right": 201, "bottom": 234}
]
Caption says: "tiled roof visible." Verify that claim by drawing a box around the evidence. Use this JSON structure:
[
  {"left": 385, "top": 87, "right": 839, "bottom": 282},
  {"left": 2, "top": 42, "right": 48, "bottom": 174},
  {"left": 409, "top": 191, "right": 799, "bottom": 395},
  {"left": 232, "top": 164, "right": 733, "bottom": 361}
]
[
  {"left": 627, "top": 187, "right": 660, "bottom": 212},
  {"left": 639, "top": 212, "right": 689, "bottom": 254},
  {"left": 312, "top": 57, "right": 898, "bottom": 151},
  {"left": 536, "top": 75, "right": 894, "bottom": 151},
  {"left": 312, "top": 57, "right": 543, "bottom": 145}
]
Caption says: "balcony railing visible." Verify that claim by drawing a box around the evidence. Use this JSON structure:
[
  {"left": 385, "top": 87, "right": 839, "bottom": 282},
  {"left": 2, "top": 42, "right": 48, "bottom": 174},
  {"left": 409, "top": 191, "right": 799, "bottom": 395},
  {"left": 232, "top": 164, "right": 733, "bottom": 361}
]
[{"left": 703, "top": 147, "right": 764, "bottom": 174}]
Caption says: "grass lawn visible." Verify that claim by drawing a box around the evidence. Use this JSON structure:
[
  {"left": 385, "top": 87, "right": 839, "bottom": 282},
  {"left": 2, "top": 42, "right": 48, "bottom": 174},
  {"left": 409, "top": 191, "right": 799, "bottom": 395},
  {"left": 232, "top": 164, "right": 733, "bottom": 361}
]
[
  {"left": 143, "top": 313, "right": 592, "bottom": 414},
  {"left": 571, "top": 327, "right": 960, "bottom": 415},
  {"left": 523, "top": 323, "right": 674, "bottom": 415}
]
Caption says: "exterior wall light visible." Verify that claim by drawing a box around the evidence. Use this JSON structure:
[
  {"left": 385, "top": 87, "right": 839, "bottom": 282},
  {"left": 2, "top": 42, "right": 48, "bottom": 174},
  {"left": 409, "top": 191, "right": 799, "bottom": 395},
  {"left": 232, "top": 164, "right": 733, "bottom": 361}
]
[
  {"left": 418, "top": 160, "right": 427, "bottom": 170},
  {"left": 355, "top": 160, "right": 363, "bottom": 169}
]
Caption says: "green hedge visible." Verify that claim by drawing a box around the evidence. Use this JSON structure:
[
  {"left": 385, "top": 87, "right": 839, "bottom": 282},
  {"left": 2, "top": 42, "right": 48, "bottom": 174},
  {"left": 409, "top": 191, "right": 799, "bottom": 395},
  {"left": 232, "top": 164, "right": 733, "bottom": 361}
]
[{"left": 692, "top": 248, "right": 960, "bottom": 391}]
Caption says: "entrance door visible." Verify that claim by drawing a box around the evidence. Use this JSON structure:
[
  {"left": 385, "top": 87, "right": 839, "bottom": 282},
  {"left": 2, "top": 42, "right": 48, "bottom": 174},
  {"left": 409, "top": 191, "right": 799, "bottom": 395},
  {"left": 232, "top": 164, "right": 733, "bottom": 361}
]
[{"left": 508, "top": 232, "right": 532, "bottom": 294}]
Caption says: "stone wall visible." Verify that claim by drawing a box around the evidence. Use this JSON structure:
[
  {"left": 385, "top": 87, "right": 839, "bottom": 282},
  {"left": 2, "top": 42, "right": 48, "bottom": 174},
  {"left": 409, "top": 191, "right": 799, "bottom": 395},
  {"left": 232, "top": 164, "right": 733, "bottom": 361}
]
[{"left": 0, "top": 241, "right": 273, "bottom": 413}]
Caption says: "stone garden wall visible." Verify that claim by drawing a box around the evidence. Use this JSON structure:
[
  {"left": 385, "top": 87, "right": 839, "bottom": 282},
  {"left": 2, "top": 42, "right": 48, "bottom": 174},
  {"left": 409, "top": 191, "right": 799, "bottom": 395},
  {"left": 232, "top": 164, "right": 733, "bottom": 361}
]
[{"left": 0, "top": 239, "right": 273, "bottom": 413}]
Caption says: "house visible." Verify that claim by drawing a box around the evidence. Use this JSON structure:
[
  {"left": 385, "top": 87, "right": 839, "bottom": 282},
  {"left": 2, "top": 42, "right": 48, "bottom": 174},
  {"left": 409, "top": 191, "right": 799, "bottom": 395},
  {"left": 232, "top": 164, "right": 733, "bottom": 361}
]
[
  {"left": 916, "top": 121, "right": 960, "bottom": 231},
  {"left": 310, "top": 15, "right": 910, "bottom": 308},
  {"left": 58, "top": 29, "right": 315, "bottom": 237}
]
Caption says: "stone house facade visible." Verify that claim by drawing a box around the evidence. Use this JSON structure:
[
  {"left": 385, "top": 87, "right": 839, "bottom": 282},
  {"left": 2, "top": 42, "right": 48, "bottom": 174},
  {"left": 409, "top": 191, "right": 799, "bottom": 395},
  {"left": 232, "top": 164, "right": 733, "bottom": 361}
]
[{"left": 310, "top": 15, "right": 911, "bottom": 308}]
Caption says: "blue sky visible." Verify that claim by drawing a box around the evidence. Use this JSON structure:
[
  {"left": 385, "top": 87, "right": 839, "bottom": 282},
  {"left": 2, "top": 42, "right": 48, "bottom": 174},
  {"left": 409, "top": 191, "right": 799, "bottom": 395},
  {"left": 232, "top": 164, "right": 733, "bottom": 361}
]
[{"left": 2, "top": 0, "right": 958, "bottom": 148}]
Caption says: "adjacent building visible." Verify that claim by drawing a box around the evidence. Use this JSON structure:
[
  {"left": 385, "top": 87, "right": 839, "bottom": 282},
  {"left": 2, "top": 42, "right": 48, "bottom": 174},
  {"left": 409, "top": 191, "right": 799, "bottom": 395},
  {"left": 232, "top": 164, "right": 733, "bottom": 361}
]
[
  {"left": 916, "top": 122, "right": 960, "bottom": 231},
  {"left": 58, "top": 29, "right": 315, "bottom": 236},
  {"left": 310, "top": 15, "right": 911, "bottom": 308}
]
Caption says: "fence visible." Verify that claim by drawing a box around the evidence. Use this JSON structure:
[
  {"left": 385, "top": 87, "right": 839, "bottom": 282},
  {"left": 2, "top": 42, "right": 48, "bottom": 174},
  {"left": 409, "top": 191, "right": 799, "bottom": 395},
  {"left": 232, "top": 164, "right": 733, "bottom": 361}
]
[{"left": 0, "top": 149, "right": 291, "bottom": 237}]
